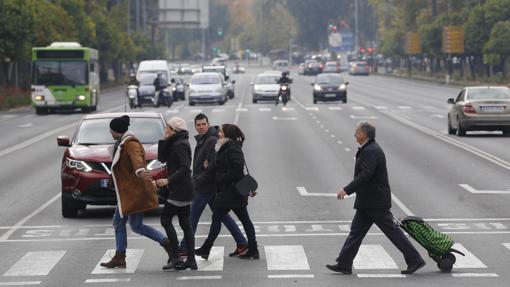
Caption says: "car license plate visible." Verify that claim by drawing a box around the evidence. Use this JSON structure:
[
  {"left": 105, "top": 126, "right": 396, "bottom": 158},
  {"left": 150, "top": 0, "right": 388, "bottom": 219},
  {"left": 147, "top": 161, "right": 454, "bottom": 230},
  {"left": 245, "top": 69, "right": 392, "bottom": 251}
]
[
  {"left": 100, "top": 179, "right": 109, "bottom": 188},
  {"left": 480, "top": 106, "right": 504, "bottom": 112},
  {"left": 325, "top": 94, "right": 337, "bottom": 98}
]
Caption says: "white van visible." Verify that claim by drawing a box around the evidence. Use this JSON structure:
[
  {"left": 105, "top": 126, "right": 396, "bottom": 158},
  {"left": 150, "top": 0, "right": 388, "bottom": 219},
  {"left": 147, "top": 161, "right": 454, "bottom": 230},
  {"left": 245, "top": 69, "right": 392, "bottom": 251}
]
[
  {"left": 272, "top": 60, "right": 290, "bottom": 74},
  {"left": 136, "top": 60, "right": 170, "bottom": 81}
]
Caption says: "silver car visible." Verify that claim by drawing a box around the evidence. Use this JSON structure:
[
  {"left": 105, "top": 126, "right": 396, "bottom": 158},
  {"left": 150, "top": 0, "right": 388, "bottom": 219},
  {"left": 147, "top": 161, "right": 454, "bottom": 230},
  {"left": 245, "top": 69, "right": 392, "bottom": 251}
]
[
  {"left": 447, "top": 86, "right": 510, "bottom": 136},
  {"left": 251, "top": 73, "right": 281, "bottom": 103},
  {"left": 349, "top": 61, "right": 369, "bottom": 75},
  {"left": 187, "top": 72, "right": 227, "bottom": 106}
]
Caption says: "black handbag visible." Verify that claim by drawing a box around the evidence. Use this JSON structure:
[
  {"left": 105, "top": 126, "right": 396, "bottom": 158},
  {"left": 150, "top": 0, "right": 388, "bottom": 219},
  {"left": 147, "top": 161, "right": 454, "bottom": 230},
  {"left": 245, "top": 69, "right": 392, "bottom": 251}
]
[{"left": 234, "top": 161, "right": 258, "bottom": 197}]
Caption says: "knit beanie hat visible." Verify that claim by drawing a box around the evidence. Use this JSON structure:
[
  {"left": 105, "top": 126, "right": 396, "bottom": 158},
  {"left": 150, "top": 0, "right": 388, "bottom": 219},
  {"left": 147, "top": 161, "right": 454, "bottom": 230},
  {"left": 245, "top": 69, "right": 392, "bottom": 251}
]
[
  {"left": 166, "top": 116, "right": 187, "bottom": 132},
  {"left": 110, "top": 115, "right": 130, "bottom": 133}
]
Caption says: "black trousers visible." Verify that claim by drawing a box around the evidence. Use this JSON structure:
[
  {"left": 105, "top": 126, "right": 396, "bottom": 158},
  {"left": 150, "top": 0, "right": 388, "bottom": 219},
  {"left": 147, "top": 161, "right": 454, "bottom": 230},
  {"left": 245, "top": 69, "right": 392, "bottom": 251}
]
[
  {"left": 336, "top": 209, "right": 423, "bottom": 268},
  {"left": 206, "top": 206, "right": 257, "bottom": 250},
  {"left": 160, "top": 202, "right": 195, "bottom": 257}
]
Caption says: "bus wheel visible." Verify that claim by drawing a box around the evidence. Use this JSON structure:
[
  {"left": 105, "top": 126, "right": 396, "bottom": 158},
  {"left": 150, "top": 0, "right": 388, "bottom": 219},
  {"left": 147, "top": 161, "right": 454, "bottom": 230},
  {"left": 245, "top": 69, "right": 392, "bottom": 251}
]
[{"left": 35, "top": 107, "right": 47, "bottom": 115}]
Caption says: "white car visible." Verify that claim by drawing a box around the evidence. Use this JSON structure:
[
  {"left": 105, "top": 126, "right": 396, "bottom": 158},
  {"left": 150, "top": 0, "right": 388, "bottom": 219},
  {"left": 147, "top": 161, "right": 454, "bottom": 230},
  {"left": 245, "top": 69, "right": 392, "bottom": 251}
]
[
  {"left": 251, "top": 73, "right": 281, "bottom": 103},
  {"left": 187, "top": 72, "right": 227, "bottom": 106}
]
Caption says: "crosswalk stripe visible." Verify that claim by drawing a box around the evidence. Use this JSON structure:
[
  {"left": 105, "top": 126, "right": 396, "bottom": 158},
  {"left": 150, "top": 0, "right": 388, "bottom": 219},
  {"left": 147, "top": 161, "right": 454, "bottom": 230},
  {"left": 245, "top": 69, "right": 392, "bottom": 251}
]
[
  {"left": 92, "top": 249, "right": 144, "bottom": 274},
  {"left": 398, "top": 106, "right": 412, "bottom": 109},
  {"left": 259, "top": 108, "right": 271, "bottom": 112},
  {"left": 373, "top": 106, "right": 388, "bottom": 110},
  {"left": 85, "top": 278, "right": 131, "bottom": 283},
  {"left": 451, "top": 273, "right": 498, "bottom": 277},
  {"left": 328, "top": 107, "right": 342, "bottom": 111},
  {"left": 452, "top": 243, "right": 487, "bottom": 269},
  {"left": 3, "top": 251, "right": 66, "bottom": 277},
  {"left": 212, "top": 109, "right": 225, "bottom": 113},
  {"left": 352, "top": 106, "right": 366, "bottom": 110},
  {"left": 503, "top": 243, "right": 510, "bottom": 250},
  {"left": 0, "top": 281, "right": 41, "bottom": 285},
  {"left": 265, "top": 245, "right": 310, "bottom": 271},
  {"left": 357, "top": 274, "right": 406, "bottom": 278},
  {"left": 196, "top": 247, "right": 224, "bottom": 271},
  {"left": 353, "top": 245, "right": 398, "bottom": 269},
  {"left": 305, "top": 107, "right": 319, "bottom": 111},
  {"left": 190, "top": 109, "right": 203, "bottom": 113}
]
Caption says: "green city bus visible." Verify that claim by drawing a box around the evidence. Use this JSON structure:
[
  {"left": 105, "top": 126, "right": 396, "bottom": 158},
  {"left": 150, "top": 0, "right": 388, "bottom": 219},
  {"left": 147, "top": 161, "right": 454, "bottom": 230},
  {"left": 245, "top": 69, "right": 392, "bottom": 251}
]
[{"left": 31, "top": 42, "right": 99, "bottom": 114}]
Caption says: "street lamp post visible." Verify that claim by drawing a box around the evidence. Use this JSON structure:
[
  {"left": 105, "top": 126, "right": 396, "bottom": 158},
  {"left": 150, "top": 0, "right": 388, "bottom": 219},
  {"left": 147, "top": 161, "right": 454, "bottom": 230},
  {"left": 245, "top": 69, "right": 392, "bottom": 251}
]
[{"left": 355, "top": 0, "right": 359, "bottom": 52}]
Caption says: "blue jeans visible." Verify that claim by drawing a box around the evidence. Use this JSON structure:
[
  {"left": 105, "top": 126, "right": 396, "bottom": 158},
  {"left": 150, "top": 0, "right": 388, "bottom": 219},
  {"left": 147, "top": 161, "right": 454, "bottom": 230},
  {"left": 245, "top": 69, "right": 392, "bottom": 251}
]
[
  {"left": 179, "top": 193, "right": 247, "bottom": 250},
  {"left": 113, "top": 206, "right": 167, "bottom": 253}
]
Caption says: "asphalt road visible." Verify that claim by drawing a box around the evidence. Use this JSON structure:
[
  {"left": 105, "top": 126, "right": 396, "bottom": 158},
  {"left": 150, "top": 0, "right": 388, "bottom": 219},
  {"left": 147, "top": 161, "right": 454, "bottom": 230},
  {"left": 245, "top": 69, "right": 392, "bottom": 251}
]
[{"left": 0, "top": 67, "right": 509, "bottom": 287}]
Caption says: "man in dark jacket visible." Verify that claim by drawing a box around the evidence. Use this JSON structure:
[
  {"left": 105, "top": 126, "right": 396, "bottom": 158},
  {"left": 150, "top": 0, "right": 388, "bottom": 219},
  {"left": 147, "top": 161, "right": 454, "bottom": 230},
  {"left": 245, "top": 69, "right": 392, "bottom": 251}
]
[
  {"left": 177, "top": 113, "right": 248, "bottom": 257},
  {"left": 326, "top": 121, "right": 425, "bottom": 275}
]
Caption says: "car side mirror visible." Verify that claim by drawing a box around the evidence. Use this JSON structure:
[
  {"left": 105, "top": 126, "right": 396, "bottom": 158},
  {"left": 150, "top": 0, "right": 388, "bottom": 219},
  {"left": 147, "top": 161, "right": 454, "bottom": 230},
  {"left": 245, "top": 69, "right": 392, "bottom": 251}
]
[
  {"left": 310, "top": 83, "right": 314, "bottom": 86},
  {"left": 57, "top": 136, "right": 71, "bottom": 147},
  {"left": 345, "top": 81, "right": 350, "bottom": 85},
  {"left": 447, "top": 98, "right": 455, "bottom": 104}
]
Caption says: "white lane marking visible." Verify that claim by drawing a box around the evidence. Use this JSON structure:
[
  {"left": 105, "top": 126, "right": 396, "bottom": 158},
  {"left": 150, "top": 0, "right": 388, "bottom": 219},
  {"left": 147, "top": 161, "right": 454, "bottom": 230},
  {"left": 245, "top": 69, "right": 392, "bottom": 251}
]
[
  {"left": 503, "top": 243, "right": 510, "bottom": 250},
  {"left": 17, "top": 123, "right": 33, "bottom": 128},
  {"left": 296, "top": 187, "right": 336, "bottom": 197},
  {"left": 337, "top": 141, "right": 343, "bottom": 144},
  {"left": 265, "top": 246, "right": 310, "bottom": 270},
  {"left": 451, "top": 273, "right": 498, "bottom": 277},
  {"left": 305, "top": 107, "right": 319, "bottom": 111},
  {"left": 357, "top": 274, "right": 406, "bottom": 278},
  {"left": 272, "top": 116, "right": 298, "bottom": 121},
  {"left": 0, "top": 115, "right": 16, "bottom": 119},
  {"left": 196, "top": 247, "right": 224, "bottom": 271},
  {"left": 166, "top": 110, "right": 179, "bottom": 114},
  {"left": 459, "top": 184, "right": 510, "bottom": 194},
  {"left": 345, "top": 148, "right": 351, "bottom": 152},
  {"left": 391, "top": 194, "right": 414, "bottom": 216},
  {"left": 4, "top": 251, "right": 66, "bottom": 276},
  {"left": 383, "top": 110, "right": 510, "bottom": 171},
  {"left": 268, "top": 275, "right": 314, "bottom": 279},
  {"left": 85, "top": 278, "right": 131, "bottom": 283},
  {"left": 259, "top": 108, "right": 271, "bottom": 112},
  {"left": 325, "top": 129, "right": 330, "bottom": 132},
  {"left": 0, "top": 193, "right": 61, "bottom": 240},
  {"left": 281, "top": 107, "right": 295, "bottom": 111},
  {"left": 0, "top": 122, "right": 76, "bottom": 158},
  {"left": 328, "top": 107, "right": 342, "bottom": 111},
  {"left": 349, "top": 115, "right": 377, "bottom": 119},
  {"left": 0, "top": 282, "right": 41, "bottom": 286},
  {"left": 190, "top": 109, "right": 203, "bottom": 113},
  {"left": 373, "top": 106, "right": 389, "bottom": 110},
  {"left": 353, "top": 245, "right": 398, "bottom": 269},
  {"left": 331, "top": 135, "right": 336, "bottom": 138},
  {"left": 430, "top": 114, "right": 445, "bottom": 118},
  {"left": 452, "top": 243, "right": 487, "bottom": 268},
  {"left": 212, "top": 108, "right": 225, "bottom": 113},
  {"left": 352, "top": 106, "right": 366, "bottom": 110},
  {"left": 398, "top": 106, "right": 412, "bottom": 109},
  {"left": 92, "top": 249, "right": 144, "bottom": 274},
  {"left": 236, "top": 108, "right": 248, "bottom": 112},
  {"left": 177, "top": 276, "right": 222, "bottom": 280}
]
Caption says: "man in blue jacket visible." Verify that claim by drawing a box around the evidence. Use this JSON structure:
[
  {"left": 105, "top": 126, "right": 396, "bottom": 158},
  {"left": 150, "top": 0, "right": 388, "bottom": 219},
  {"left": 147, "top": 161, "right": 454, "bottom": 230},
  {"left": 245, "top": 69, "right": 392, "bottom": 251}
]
[{"left": 327, "top": 121, "right": 425, "bottom": 275}]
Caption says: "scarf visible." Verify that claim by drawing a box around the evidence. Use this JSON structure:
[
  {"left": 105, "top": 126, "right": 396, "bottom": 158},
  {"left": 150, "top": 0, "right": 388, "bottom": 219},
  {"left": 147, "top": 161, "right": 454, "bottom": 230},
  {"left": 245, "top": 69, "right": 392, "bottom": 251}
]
[{"left": 215, "top": 138, "right": 230, "bottom": 152}]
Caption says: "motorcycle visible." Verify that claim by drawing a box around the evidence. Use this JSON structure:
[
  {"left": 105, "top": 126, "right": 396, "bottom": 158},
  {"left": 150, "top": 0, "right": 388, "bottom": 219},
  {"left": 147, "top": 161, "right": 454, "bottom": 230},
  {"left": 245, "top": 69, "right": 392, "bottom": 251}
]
[
  {"left": 276, "top": 83, "right": 291, "bottom": 106},
  {"left": 127, "top": 85, "right": 139, "bottom": 109}
]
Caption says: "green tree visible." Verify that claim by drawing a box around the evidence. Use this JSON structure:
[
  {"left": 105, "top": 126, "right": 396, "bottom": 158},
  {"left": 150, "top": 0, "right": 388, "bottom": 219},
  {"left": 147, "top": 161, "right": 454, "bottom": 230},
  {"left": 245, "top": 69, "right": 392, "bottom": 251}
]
[{"left": 483, "top": 20, "right": 510, "bottom": 76}]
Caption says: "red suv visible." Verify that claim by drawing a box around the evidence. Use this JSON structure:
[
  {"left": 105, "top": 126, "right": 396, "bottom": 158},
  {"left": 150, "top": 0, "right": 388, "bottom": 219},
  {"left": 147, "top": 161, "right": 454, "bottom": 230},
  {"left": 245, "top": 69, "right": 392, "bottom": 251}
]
[{"left": 57, "top": 112, "right": 167, "bottom": 217}]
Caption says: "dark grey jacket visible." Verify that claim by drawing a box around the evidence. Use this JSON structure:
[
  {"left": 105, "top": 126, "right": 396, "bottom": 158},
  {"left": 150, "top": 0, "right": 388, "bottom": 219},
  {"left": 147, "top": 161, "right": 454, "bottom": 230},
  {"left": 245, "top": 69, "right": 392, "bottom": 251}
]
[
  {"left": 344, "top": 138, "right": 392, "bottom": 210},
  {"left": 157, "top": 131, "right": 194, "bottom": 202},
  {"left": 193, "top": 126, "right": 218, "bottom": 195}
]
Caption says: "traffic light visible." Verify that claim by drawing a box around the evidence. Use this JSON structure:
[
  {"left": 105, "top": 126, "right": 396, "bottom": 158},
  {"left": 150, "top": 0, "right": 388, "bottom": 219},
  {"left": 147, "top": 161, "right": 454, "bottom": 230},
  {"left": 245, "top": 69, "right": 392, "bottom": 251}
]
[
  {"left": 331, "top": 25, "right": 337, "bottom": 32},
  {"left": 368, "top": 48, "right": 374, "bottom": 54},
  {"left": 360, "top": 48, "right": 365, "bottom": 53}
]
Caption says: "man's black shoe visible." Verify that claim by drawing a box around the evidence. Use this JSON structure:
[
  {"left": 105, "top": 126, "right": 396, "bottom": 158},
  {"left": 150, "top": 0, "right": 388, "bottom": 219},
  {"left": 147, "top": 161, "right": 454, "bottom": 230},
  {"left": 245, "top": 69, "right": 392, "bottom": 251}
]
[
  {"left": 401, "top": 260, "right": 426, "bottom": 274},
  {"left": 326, "top": 264, "right": 352, "bottom": 274}
]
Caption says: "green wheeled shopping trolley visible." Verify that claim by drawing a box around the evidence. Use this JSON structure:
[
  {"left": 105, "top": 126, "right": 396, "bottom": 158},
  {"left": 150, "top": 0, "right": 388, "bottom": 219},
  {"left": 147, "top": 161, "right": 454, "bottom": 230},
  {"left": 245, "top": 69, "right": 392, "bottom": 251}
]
[{"left": 394, "top": 216, "right": 465, "bottom": 272}]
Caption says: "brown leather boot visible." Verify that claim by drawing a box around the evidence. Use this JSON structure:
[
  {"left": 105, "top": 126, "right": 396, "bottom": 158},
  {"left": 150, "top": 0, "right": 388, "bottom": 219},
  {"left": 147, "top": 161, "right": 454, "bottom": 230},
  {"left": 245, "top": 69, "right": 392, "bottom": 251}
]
[{"left": 100, "top": 252, "right": 126, "bottom": 268}]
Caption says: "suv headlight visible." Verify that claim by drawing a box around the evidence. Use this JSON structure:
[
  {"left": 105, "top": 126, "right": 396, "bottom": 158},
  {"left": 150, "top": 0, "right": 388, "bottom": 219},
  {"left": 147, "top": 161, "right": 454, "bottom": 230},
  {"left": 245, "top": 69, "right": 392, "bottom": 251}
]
[
  {"left": 339, "top": 84, "right": 346, "bottom": 90},
  {"left": 147, "top": 159, "right": 166, "bottom": 171},
  {"left": 66, "top": 158, "right": 92, "bottom": 172},
  {"left": 313, "top": 84, "right": 321, "bottom": 91}
]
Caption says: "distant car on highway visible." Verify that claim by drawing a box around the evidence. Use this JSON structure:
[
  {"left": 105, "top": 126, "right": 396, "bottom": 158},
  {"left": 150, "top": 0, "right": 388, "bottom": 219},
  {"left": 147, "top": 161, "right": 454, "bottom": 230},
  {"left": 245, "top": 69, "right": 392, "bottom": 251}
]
[
  {"left": 447, "top": 86, "right": 510, "bottom": 136},
  {"left": 251, "top": 73, "right": 281, "bottom": 103},
  {"left": 57, "top": 112, "right": 167, "bottom": 217},
  {"left": 304, "top": 60, "right": 322, "bottom": 75},
  {"left": 323, "top": 61, "right": 341, "bottom": 73},
  {"left": 311, "top": 73, "right": 349, "bottom": 104},
  {"left": 137, "top": 74, "right": 172, "bottom": 107},
  {"left": 187, "top": 72, "right": 228, "bottom": 106},
  {"left": 349, "top": 61, "right": 369, "bottom": 75},
  {"left": 272, "top": 60, "right": 290, "bottom": 74},
  {"left": 202, "top": 65, "right": 236, "bottom": 99}
]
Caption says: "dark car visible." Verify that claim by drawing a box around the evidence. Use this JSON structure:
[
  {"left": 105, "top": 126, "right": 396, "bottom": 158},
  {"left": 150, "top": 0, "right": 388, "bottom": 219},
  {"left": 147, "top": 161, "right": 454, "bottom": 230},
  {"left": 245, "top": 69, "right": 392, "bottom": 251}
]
[
  {"left": 304, "top": 60, "right": 323, "bottom": 75},
  {"left": 57, "top": 112, "right": 167, "bottom": 217},
  {"left": 447, "top": 86, "right": 510, "bottom": 136},
  {"left": 311, "top": 73, "right": 349, "bottom": 104},
  {"left": 138, "top": 75, "right": 173, "bottom": 107}
]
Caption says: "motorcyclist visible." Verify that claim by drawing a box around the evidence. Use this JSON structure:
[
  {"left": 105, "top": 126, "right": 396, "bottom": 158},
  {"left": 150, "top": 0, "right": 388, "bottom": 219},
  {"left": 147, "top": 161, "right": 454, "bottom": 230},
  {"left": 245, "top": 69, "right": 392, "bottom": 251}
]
[
  {"left": 127, "top": 73, "right": 140, "bottom": 107},
  {"left": 275, "top": 71, "right": 291, "bottom": 106}
]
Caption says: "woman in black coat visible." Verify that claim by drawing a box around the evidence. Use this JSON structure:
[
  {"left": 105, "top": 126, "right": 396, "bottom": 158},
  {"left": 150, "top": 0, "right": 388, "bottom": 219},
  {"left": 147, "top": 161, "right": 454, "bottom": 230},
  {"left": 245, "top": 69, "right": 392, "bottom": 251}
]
[
  {"left": 156, "top": 117, "right": 196, "bottom": 270},
  {"left": 195, "top": 123, "right": 259, "bottom": 259}
]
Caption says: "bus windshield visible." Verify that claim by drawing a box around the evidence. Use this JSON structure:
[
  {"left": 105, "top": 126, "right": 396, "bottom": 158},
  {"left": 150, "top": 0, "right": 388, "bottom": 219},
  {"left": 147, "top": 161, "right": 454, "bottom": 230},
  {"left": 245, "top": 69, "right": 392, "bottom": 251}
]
[{"left": 33, "top": 61, "right": 88, "bottom": 86}]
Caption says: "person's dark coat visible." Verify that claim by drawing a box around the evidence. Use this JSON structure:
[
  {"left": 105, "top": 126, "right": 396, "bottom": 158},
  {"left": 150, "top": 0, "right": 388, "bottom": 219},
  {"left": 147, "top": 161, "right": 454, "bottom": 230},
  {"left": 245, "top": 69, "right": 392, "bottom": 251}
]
[
  {"left": 343, "top": 138, "right": 391, "bottom": 210},
  {"left": 193, "top": 126, "right": 218, "bottom": 195},
  {"left": 157, "top": 130, "right": 194, "bottom": 202},
  {"left": 213, "top": 140, "right": 247, "bottom": 208}
]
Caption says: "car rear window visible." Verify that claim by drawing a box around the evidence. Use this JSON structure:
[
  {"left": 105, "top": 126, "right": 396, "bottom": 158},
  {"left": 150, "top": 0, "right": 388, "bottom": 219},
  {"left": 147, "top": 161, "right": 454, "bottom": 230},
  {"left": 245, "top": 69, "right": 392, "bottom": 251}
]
[
  {"left": 191, "top": 74, "right": 221, "bottom": 85},
  {"left": 467, "top": 88, "right": 510, "bottom": 100},
  {"left": 75, "top": 118, "right": 165, "bottom": 145},
  {"left": 316, "top": 74, "right": 344, "bottom": 84}
]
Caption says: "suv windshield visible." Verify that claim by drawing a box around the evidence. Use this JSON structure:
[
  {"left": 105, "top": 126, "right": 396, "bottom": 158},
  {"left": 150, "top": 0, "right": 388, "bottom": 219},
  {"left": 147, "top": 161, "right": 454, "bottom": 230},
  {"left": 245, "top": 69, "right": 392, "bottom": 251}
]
[
  {"left": 75, "top": 118, "right": 165, "bottom": 145},
  {"left": 34, "top": 61, "right": 88, "bottom": 85}
]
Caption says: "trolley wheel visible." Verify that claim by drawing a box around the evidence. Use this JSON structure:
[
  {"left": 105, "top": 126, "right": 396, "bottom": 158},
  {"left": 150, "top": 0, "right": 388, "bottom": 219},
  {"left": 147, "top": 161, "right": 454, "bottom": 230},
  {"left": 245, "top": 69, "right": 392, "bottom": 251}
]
[{"left": 438, "top": 252, "right": 456, "bottom": 272}]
